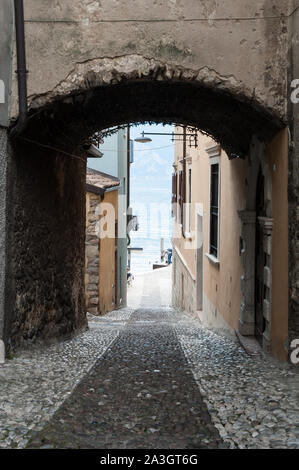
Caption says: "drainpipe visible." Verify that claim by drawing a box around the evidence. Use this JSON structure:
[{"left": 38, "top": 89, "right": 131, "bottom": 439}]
[
  {"left": 14, "top": 0, "right": 27, "bottom": 130},
  {"left": 127, "top": 124, "right": 130, "bottom": 209},
  {"left": 182, "top": 125, "right": 187, "bottom": 238}
]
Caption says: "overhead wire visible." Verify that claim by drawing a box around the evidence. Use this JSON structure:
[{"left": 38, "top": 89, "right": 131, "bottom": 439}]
[{"left": 17, "top": 136, "right": 175, "bottom": 166}]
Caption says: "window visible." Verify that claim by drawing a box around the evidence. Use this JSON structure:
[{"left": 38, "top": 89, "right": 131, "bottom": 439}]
[
  {"left": 209, "top": 163, "right": 219, "bottom": 258},
  {"left": 172, "top": 172, "right": 178, "bottom": 219},
  {"left": 178, "top": 171, "right": 183, "bottom": 225},
  {"left": 188, "top": 168, "right": 192, "bottom": 233},
  {"left": 172, "top": 173, "right": 177, "bottom": 204}
]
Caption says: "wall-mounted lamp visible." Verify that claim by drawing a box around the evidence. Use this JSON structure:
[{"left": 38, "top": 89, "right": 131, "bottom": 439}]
[
  {"left": 134, "top": 132, "right": 152, "bottom": 143},
  {"left": 134, "top": 128, "right": 198, "bottom": 148}
]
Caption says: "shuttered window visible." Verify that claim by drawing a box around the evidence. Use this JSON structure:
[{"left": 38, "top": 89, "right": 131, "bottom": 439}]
[
  {"left": 210, "top": 163, "right": 219, "bottom": 257},
  {"left": 188, "top": 168, "right": 192, "bottom": 233},
  {"left": 172, "top": 172, "right": 178, "bottom": 219},
  {"left": 172, "top": 173, "right": 177, "bottom": 204},
  {"left": 178, "top": 171, "right": 184, "bottom": 226}
]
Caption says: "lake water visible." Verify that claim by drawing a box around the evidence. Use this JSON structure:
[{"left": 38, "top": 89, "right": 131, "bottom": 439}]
[
  {"left": 128, "top": 123, "right": 174, "bottom": 275},
  {"left": 129, "top": 188, "right": 173, "bottom": 274}
]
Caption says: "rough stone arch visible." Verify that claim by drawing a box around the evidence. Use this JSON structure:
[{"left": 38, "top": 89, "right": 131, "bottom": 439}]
[
  {"left": 0, "top": 0, "right": 296, "bottom": 362},
  {"left": 18, "top": 56, "right": 284, "bottom": 159},
  {"left": 4, "top": 57, "right": 287, "bottom": 352}
]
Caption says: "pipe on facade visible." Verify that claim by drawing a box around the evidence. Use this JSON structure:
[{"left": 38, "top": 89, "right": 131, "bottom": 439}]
[
  {"left": 182, "top": 125, "right": 187, "bottom": 238},
  {"left": 13, "top": 0, "right": 27, "bottom": 130}
]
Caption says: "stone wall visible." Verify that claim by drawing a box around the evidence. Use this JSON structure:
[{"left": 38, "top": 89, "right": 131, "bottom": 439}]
[
  {"left": 85, "top": 192, "right": 101, "bottom": 315},
  {"left": 0, "top": 129, "right": 9, "bottom": 346},
  {"left": 288, "top": 3, "right": 299, "bottom": 347},
  {"left": 8, "top": 140, "right": 87, "bottom": 346}
]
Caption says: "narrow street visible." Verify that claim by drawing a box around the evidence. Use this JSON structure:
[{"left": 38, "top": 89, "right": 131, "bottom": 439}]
[
  {"left": 0, "top": 267, "right": 298, "bottom": 449},
  {"left": 1, "top": 0, "right": 299, "bottom": 456},
  {"left": 28, "top": 306, "right": 224, "bottom": 449},
  {"left": 27, "top": 267, "right": 224, "bottom": 449}
]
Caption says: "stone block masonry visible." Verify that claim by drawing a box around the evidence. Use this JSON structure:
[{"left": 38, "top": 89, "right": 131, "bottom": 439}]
[
  {"left": 8, "top": 140, "right": 87, "bottom": 346},
  {"left": 0, "top": 129, "right": 8, "bottom": 345},
  {"left": 0, "top": 128, "right": 14, "bottom": 351},
  {"left": 288, "top": 5, "right": 299, "bottom": 349},
  {"left": 85, "top": 192, "right": 101, "bottom": 315}
]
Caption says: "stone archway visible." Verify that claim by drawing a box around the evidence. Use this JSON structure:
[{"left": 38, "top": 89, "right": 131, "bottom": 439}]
[
  {"left": 0, "top": 0, "right": 296, "bottom": 364},
  {"left": 20, "top": 56, "right": 283, "bottom": 159},
  {"left": 4, "top": 62, "right": 283, "bottom": 348}
]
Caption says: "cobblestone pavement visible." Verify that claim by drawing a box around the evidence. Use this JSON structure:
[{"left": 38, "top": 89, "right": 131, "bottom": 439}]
[
  {"left": 0, "top": 309, "right": 133, "bottom": 448},
  {"left": 27, "top": 308, "right": 225, "bottom": 449},
  {"left": 0, "top": 267, "right": 298, "bottom": 449},
  {"left": 176, "top": 322, "right": 299, "bottom": 449}
]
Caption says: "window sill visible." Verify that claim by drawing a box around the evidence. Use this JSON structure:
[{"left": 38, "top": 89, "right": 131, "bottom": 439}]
[{"left": 205, "top": 253, "right": 220, "bottom": 268}]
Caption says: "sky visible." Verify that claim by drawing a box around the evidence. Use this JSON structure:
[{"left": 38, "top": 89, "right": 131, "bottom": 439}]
[
  {"left": 88, "top": 122, "right": 175, "bottom": 272},
  {"left": 129, "top": 123, "right": 174, "bottom": 240},
  {"left": 128, "top": 123, "right": 175, "bottom": 271},
  {"left": 130, "top": 123, "right": 175, "bottom": 192}
]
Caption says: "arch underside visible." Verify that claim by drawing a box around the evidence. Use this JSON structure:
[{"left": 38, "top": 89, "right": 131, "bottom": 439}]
[
  {"left": 17, "top": 80, "right": 284, "bottom": 158},
  {"left": 5, "top": 73, "right": 289, "bottom": 352}
]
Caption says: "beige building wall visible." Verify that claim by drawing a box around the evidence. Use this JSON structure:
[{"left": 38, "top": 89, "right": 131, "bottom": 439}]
[
  {"left": 266, "top": 129, "right": 289, "bottom": 361},
  {"left": 172, "top": 128, "right": 245, "bottom": 335},
  {"left": 99, "top": 190, "right": 118, "bottom": 315},
  {"left": 172, "top": 127, "right": 290, "bottom": 361},
  {"left": 203, "top": 152, "right": 246, "bottom": 332}
]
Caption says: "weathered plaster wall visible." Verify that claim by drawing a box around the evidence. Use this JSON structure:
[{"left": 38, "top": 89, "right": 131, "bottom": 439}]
[
  {"left": 172, "top": 131, "right": 246, "bottom": 334},
  {"left": 99, "top": 190, "right": 118, "bottom": 314},
  {"left": 214, "top": 153, "right": 246, "bottom": 331},
  {"left": 85, "top": 188, "right": 119, "bottom": 316},
  {"left": 0, "top": 0, "right": 14, "bottom": 127},
  {"left": 12, "top": 0, "right": 290, "bottom": 121},
  {"left": 9, "top": 141, "right": 87, "bottom": 346},
  {"left": 267, "top": 129, "right": 289, "bottom": 361},
  {"left": 172, "top": 246, "right": 196, "bottom": 314},
  {"left": 8, "top": 0, "right": 289, "bottom": 162}
]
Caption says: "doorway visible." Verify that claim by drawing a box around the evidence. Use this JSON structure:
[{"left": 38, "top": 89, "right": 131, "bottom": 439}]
[{"left": 255, "top": 167, "right": 266, "bottom": 345}]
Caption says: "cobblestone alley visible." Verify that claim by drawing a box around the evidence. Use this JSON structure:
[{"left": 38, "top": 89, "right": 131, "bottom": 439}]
[{"left": 0, "top": 268, "right": 298, "bottom": 449}]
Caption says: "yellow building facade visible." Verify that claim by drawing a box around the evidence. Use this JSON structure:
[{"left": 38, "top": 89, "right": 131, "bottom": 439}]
[
  {"left": 172, "top": 127, "right": 289, "bottom": 361},
  {"left": 85, "top": 168, "right": 119, "bottom": 316}
]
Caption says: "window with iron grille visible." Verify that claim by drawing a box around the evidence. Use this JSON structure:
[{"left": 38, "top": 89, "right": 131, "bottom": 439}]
[{"left": 209, "top": 163, "right": 219, "bottom": 258}]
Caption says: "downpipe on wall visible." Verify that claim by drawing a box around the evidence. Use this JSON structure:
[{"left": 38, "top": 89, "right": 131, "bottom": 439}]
[
  {"left": 0, "top": 1, "right": 28, "bottom": 363},
  {"left": 11, "top": 0, "right": 27, "bottom": 136}
]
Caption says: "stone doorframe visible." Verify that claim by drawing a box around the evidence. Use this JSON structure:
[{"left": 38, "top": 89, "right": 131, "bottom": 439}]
[{"left": 238, "top": 137, "right": 273, "bottom": 352}]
